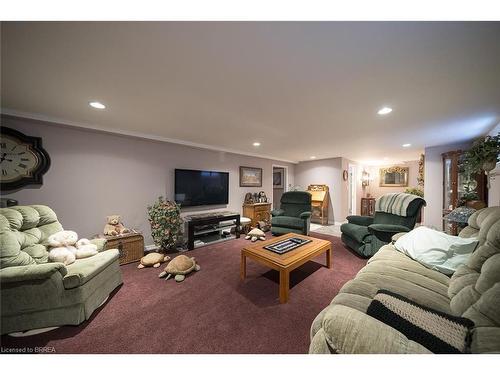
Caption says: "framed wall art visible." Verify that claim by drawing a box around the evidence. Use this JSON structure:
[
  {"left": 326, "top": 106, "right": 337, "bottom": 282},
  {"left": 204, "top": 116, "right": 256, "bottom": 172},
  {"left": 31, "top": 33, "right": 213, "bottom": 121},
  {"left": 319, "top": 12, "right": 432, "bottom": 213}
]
[
  {"left": 379, "top": 166, "right": 409, "bottom": 187},
  {"left": 239, "top": 166, "right": 263, "bottom": 187}
]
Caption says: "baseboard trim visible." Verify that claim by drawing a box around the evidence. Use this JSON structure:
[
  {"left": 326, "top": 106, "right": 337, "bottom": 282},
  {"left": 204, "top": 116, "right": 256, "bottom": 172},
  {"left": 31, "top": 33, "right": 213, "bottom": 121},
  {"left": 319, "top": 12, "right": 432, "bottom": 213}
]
[{"left": 145, "top": 244, "right": 159, "bottom": 252}]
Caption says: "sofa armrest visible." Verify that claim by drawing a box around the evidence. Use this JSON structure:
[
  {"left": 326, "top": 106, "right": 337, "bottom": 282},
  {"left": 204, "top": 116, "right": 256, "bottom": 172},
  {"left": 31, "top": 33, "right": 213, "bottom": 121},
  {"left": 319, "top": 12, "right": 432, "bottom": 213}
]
[
  {"left": 300, "top": 211, "right": 312, "bottom": 219},
  {"left": 310, "top": 305, "right": 431, "bottom": 354},
  {"left": 0, "top": 263, "right": 67, "bottom": 284},
  {"left": 90, "top": 238, "right": 108, "bottom": 252},
  {"left": 346, "top": 215, "right": 374, "bottom": 226},
  {"left": 271, "top": 209, "right": 285, "bottom": 217},
  {"left": 368, "top": 224, "right": 411, "bottom": 243}
]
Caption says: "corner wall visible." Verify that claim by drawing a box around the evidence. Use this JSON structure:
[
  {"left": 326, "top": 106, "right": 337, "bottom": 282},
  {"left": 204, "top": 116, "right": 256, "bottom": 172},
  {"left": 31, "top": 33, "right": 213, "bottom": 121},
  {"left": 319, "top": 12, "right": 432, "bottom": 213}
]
[
  {"left": 1, "top": 116, "right": 295, "bottom": 246},
  {"left": 294, "top": 157, "right": 345, "bottom": 223}
]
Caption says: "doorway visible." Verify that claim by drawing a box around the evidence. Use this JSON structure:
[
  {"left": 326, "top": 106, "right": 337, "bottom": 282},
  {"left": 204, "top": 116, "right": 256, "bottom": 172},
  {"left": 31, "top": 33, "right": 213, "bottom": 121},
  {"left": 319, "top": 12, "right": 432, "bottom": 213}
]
[
  {"left": 348, "top": 164, "right": 357, "bottom": 215},
  {"left": 272, "top": 165, "right": 288, "bottom": 210}
]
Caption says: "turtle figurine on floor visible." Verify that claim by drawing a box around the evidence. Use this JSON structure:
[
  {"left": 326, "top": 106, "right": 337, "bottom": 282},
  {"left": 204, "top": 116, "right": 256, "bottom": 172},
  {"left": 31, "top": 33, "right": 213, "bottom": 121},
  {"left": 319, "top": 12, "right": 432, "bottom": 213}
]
[
  {"left": 158, "top": 254, "right": 200, "bottom": 282},
  {"left": 137, "top": 252, "right": 170, "bottom": 269}
]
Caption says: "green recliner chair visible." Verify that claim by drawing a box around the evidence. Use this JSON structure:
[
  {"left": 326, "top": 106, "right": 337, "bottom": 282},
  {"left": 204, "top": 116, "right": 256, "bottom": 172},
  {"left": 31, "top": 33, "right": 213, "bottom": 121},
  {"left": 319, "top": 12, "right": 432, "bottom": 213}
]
[
  {"left": 341, "top": 193, "right": 426, "bottom": 257},
  {"left": 0, "top": 205, "right": 123, "bottom": 335},
  {"left": 271, "top": 191, "right": 312, "bottom": 235}
]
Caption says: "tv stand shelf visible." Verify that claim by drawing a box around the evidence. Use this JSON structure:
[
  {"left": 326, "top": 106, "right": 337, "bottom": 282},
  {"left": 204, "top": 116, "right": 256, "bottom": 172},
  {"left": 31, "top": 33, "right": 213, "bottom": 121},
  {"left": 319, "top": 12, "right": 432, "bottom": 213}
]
[{"left": 185, "top": 211, "right": 240, "bottom": 250}]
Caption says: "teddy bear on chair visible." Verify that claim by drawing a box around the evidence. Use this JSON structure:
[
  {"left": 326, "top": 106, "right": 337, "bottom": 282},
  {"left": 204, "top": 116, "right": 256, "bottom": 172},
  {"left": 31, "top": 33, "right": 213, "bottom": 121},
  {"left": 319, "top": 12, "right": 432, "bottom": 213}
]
[{"left": 103, "top": 215, "right": 130, "bottom": 236}]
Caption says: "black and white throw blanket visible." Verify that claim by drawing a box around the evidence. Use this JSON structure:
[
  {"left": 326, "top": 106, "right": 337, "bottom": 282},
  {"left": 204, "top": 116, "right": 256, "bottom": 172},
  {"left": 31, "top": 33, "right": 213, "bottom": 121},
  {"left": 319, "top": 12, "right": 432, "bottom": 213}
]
[{"left": 366, "top": 290, "right": 474, "bottom": 353}]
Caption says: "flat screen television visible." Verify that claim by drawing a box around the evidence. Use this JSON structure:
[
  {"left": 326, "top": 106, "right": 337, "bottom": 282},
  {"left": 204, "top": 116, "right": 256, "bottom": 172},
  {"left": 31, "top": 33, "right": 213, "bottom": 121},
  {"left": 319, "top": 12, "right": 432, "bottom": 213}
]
[{"left": 175, "top": 169, "right": 229, "bottom": 207}]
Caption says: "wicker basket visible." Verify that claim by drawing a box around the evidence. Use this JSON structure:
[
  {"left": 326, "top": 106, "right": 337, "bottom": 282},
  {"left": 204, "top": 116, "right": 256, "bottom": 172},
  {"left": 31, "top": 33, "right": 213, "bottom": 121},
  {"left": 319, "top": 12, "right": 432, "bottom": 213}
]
[{"left": 100, "top": 231, "right": 145, "bottom": 265}]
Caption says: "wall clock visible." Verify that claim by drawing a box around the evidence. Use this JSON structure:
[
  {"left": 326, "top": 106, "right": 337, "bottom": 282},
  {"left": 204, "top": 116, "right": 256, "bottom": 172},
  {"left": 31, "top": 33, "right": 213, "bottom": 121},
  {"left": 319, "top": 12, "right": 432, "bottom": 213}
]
[
  {"left": 342, "top": 170, "right": 349, "bottom": 181},
  {"left": 0, "top": 126, "right": 51, "bottom": 191}
]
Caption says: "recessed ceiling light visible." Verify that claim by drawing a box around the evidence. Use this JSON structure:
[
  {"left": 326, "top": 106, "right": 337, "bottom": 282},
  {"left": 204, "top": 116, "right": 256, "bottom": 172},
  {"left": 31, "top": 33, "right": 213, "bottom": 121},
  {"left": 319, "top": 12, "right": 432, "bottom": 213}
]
[
  {"left": 89, "top": 101, "right": 106, "bottom": 109},
  {"left": 402, "top": 143, "right": 411, "bottom": 148},
  {"left": 252, "top": 142, "right": 261, "bottom": 147},
  {"left": 310, "top": 156, "right": 317, "bottom": 159},
  {"left": 377, "top": 106, "right": 393, "bottom": 115}
]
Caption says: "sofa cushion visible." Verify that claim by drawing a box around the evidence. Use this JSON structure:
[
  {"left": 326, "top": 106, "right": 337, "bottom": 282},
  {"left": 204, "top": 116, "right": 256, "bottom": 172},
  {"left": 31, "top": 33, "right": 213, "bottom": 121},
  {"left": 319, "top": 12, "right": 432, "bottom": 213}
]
[
  {"left": 0, "top": 206, "right": 63, "bottom": 267},
  {"left": 271, "top": 216, "right": 305, "bottom": 230},
  {"left": 340, "top": 223, "right": 371, "bottom": 244},
  {"left": 448, "top": 209, "right": 500, "bottom": 316},
  {"left": 63, "top": 249, "right": 119, "bottom": 289},
  {"left": 332, "top": 245, "right": 451, "bottom": 314},
  {"left": 0, "top": 227, "right": 37, "bottom": 269}
]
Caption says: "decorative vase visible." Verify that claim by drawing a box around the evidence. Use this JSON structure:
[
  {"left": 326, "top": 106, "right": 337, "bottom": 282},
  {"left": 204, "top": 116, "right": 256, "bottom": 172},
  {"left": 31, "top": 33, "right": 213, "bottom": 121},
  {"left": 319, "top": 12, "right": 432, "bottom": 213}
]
[
  {"left": 482, "top": 160, "right": 497, "bottom": 172},
  {"left": 466, "top": 200, "right": 486, "bottom": 210}
]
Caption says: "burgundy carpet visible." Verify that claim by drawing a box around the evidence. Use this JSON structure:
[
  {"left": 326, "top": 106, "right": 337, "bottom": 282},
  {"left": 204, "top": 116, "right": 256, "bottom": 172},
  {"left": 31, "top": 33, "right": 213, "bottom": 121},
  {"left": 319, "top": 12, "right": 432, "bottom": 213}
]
[{"left": 1, "top": 233, "right": 366, "bottom": 354}]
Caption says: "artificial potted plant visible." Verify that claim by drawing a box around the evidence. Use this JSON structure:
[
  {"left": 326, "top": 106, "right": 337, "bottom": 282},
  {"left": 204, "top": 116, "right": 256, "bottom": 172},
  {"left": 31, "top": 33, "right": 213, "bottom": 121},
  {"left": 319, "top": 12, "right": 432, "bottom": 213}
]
[
  {"left": 461, "top": 133, "right": 499, "bottom": 189},
  {"left": 147, "top": 196, "right": 183, "bottom": 252},
  {"left": 462, "top": 133, "right": 499, "bottom": 172}
]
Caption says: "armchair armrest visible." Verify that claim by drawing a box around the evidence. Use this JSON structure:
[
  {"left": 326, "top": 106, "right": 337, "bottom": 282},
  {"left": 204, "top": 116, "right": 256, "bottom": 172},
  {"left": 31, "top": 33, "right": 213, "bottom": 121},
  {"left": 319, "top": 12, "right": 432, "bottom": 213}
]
[
  {"left": 300, "top": 211, "right": 312, "bottom": 219},
  {"left": 368, "top": 224, "right": 411, "bottom": 243},
  {"left": 271, "top": 209, "right": 285, "bottom": 217},
  {"left": 346, "top": 215, "right": 374, "bottom": 226},
  {"left": 90, "top": 238, "right": 108, "bottom": 252},
  {"left": 0, "top": 263, "right": 67, "bottom": 284}
]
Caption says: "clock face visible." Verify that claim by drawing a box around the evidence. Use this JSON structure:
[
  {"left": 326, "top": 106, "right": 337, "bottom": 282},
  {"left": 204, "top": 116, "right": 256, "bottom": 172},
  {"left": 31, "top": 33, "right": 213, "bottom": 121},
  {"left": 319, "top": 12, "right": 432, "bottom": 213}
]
[
  {"left": 1, "top": 137, "right": 40, "bottom": 182},
  {"left": 0, "top": 126, "right": 51, "bottom": 191}
]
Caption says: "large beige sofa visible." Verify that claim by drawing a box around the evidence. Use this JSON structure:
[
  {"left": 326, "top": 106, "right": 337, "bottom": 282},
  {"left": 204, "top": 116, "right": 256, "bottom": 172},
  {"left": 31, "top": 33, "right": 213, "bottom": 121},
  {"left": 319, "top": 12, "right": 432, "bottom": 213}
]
[{"left": 309, "top": 207, "right": 500, "bottom": 354}]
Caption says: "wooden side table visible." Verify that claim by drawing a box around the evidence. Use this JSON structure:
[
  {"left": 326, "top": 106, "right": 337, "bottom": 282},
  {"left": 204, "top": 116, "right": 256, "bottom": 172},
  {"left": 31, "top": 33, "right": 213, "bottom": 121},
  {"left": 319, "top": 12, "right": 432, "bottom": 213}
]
[
  {"left": 242, "top": 202, "right": 272, "bottom": 228},
  {"left": 361, "top": 197, "right": 376, "bottom": 216}
]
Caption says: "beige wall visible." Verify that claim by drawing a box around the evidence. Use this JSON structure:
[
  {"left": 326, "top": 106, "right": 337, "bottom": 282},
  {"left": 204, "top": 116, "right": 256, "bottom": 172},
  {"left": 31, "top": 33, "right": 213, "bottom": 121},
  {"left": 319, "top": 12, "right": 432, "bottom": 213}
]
[{"left": 1, "top": 116, "right": 294, "bottom": 246}]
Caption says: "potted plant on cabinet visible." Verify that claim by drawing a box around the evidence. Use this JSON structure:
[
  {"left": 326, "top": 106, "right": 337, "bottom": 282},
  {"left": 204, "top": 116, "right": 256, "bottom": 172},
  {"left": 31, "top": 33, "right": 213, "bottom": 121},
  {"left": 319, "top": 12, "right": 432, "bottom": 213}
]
[{"left": 461, "top": 133, "right": 499, "bottom": 189}]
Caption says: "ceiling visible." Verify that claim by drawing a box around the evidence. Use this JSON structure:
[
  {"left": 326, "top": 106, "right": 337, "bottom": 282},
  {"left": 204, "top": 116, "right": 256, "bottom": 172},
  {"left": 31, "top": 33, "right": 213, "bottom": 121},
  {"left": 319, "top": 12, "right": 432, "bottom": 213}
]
[{"left": 2, "top": 22, "right": 500, "bottom": 163}]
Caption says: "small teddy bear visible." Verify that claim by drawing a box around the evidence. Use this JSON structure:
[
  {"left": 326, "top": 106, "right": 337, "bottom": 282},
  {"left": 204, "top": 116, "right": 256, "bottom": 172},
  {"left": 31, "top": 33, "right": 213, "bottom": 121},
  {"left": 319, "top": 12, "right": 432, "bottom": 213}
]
[{"left": 103, "top": 215, "right": 130, "bottom": 236}]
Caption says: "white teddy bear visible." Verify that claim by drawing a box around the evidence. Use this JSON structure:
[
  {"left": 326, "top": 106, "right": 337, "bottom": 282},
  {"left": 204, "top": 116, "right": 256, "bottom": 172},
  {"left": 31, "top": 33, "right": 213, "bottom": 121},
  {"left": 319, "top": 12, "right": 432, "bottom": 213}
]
[{"left": 48, "top": 230, "right": 98, "bottom": 265}]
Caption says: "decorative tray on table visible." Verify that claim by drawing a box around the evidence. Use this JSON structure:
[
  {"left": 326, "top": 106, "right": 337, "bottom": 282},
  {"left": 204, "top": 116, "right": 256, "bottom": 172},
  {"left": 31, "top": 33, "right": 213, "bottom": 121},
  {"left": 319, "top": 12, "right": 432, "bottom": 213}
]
[{"left": 263, "top": 237, "right": 312, "bottom": 254}]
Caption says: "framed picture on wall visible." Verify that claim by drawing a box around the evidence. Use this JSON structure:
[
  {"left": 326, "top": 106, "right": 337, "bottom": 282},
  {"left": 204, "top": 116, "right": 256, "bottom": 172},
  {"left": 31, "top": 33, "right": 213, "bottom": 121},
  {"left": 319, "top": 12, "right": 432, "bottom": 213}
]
[
  {"left": 379, "top": 166, "right": 409, "bottom": 187},
  {"left": 239, "top": 166, "right": 263, "bottom": 187},
  {"left": 273, "top": 169, "right": 284, "bottom": 188}
]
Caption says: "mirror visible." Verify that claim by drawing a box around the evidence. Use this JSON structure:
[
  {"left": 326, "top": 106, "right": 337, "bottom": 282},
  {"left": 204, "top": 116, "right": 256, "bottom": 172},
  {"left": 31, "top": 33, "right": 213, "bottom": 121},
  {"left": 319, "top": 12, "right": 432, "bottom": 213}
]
[{"left": 379, "top": 167, "right": 409, "bottom": 187}]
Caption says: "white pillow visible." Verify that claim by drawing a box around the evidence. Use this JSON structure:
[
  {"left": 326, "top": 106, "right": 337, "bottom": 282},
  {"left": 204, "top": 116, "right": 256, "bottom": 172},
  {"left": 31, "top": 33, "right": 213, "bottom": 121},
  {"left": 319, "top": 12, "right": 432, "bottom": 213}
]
[{"left": 394, "top": 226, "right": 479, "bottom": 275}]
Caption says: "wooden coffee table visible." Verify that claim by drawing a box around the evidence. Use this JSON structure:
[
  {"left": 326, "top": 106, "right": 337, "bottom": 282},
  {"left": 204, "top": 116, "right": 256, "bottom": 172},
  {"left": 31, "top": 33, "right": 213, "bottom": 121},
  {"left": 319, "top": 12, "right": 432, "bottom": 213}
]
[{"left": 240, "top": 233, "right": 332, "bottom": 303}]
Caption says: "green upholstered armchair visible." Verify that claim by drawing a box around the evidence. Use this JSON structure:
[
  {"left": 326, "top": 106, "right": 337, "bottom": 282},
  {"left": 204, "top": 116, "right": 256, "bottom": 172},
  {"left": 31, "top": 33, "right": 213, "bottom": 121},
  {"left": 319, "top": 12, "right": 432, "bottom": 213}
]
[
  {"left": 341, "top": 193, "right": 426, "bottom": 257},
  {"left": 271, "top": 191, "right": 312, "bottom": 235},
  {"left": 0, "top": 205, "right": 123, "bottom": 335}
]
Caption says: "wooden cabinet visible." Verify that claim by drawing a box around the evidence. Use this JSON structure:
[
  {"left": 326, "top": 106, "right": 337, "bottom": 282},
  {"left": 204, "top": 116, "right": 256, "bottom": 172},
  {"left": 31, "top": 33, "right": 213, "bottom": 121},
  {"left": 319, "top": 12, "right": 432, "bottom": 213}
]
[
  {"left": 442, "top": 150, "right": 488, "bottom": 234},
  {"left": 242, "top": 203, "right": 272, "bottom": 228},
  {"left": 361, "top": 197, "right": 376, "bottom": 216},
  {"left": 307, "top": 184, "right": 329, "bottom": 225},
  {"left": 102, "top": 232, "right": 145, "bottom": 265}
]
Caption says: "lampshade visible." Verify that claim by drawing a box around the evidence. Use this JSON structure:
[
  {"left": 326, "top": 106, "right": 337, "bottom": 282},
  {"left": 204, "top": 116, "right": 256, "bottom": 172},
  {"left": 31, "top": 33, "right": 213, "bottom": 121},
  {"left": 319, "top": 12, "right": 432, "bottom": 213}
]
[{"left": 444, "top": 206, "right": 476, "bottom": 224}]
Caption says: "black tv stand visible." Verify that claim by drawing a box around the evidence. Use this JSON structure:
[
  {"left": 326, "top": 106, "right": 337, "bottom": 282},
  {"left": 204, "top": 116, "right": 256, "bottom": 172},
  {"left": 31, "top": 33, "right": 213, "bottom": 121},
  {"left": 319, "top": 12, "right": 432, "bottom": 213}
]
[{"left": 185, "top": 211, "right": 240, "bottom": 250}]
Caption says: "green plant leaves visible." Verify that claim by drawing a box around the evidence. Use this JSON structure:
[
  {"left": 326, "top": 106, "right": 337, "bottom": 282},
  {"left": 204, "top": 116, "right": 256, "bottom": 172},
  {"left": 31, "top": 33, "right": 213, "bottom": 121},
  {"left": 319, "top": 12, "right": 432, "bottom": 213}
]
[{"left": 147, "top": 196, "right": 183, "bottom": 251}]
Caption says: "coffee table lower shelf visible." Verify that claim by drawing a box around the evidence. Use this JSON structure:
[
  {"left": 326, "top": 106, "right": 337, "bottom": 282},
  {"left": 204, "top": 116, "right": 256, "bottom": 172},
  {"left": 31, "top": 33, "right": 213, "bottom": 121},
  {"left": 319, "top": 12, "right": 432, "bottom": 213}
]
[{"left": 240, "top": 233, "right": 332, "bottom": 303}]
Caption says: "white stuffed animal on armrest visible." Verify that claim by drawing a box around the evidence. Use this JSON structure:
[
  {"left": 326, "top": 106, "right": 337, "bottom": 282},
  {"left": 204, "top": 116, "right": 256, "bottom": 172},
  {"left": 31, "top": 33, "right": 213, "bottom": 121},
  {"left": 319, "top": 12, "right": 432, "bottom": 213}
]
[
  {"left": 48, "top": 230, "right": 98, "bottom": 265},
  {"left": 75, "top": 238, "right": 98, "bottom": 258}
]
